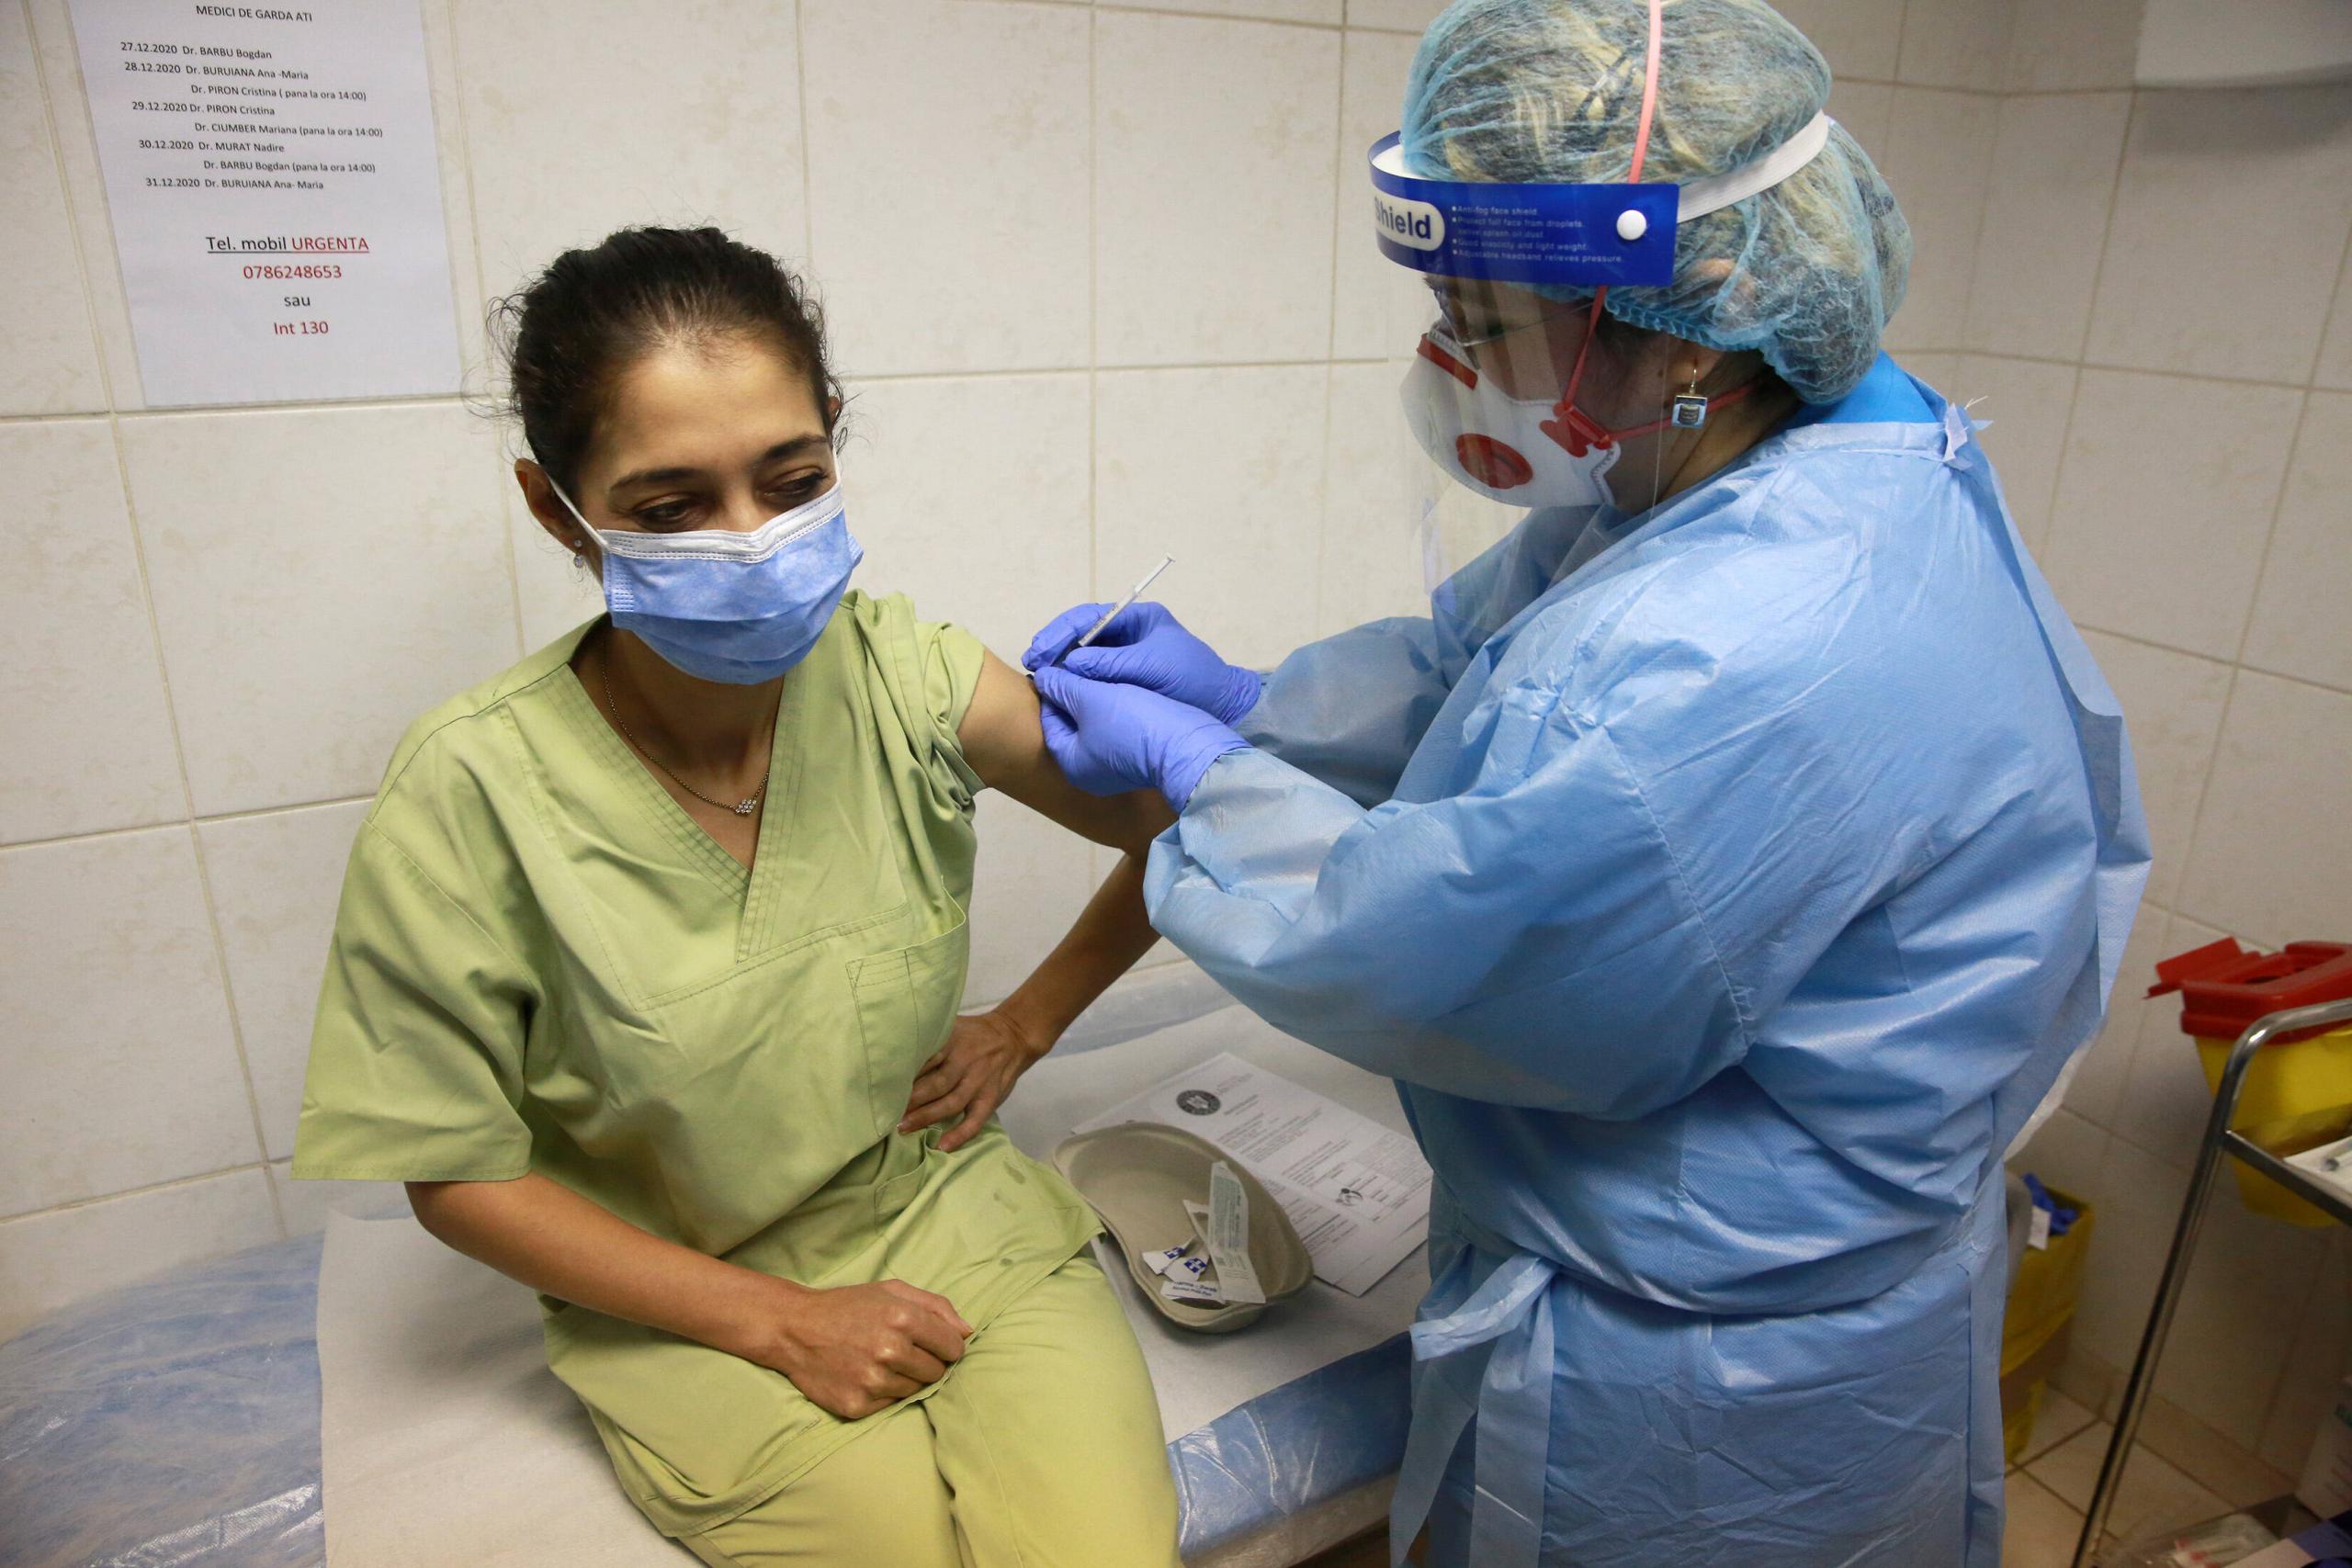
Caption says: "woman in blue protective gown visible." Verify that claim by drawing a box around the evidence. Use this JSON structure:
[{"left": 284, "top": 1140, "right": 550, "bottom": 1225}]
[{"left": 1019, "top": 2, "right": 2151, "bottom": 1564}]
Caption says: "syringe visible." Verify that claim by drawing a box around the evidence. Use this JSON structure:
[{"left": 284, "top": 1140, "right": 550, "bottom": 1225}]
[{"left": 1070, "top": 556, "right": 1175, "bottom": 652}]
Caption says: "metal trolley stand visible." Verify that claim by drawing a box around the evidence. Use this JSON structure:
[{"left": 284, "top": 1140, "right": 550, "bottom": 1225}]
[{"left": 2072, "top": 998, "right": 2352, "bottom": 1567}]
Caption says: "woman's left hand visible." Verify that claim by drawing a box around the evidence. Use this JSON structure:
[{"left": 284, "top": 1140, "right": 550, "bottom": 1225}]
[{"left": 899, "top": 1010, "right": 1053, "bottom": 1152}]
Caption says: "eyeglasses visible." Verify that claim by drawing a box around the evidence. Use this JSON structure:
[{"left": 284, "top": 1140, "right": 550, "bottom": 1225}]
[{"left": 1427, "top": 286, "right": 1596, "bottom": 351}]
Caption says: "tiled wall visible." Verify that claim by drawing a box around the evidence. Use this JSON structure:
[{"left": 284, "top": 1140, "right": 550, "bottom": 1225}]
[
  {"left": 1, "top": 0, "right": 2343, "bottom": 1486},
  {"left": 1954, "top": 0, "right": 2352, "bottom": 1494}
]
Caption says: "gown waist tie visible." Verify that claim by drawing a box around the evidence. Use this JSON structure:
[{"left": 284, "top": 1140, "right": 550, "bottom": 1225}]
[{"left": 1387, "top": 1236, "right": 1561, "bottom": 1568}]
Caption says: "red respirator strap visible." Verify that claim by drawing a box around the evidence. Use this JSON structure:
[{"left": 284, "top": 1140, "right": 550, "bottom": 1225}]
[
  {"left": 1543, "top": 0, "right": 1749, "bottom": 460},
  {"left": 1548, "top": 0, "right": 1667, "bottom": 457}
]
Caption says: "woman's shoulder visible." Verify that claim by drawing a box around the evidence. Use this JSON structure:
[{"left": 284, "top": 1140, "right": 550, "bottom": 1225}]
[
  {"left": 834, "top": 587, "right": 976, "bottom": 653},
  {"left": 828, "top": 590, "right": 987, "bottom": 789},
  {"left": 371, "top": 622, "right": 592, "bottom": 829},
  {"left": 832, "top": 589, "right": 984, "bottom": 701}
]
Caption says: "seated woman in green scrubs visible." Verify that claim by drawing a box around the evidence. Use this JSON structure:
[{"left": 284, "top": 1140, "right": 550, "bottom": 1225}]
[{"left": 291, "top": 226, "right": 1181, "bottom": 1568}]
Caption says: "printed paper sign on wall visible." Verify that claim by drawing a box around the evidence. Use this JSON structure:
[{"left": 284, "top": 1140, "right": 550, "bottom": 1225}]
[{"left": 69, "top": 0, "right": 460, "bottom": 406}]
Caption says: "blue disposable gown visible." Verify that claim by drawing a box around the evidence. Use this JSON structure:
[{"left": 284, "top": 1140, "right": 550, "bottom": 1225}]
[{"left": 1143, "top": 357, "right": 2149, "bottom": 1567}]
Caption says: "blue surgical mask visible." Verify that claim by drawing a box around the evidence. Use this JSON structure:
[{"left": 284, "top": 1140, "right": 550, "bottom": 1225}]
[{"left": 552, "top": 478, "right": 862, "bottom": 684}]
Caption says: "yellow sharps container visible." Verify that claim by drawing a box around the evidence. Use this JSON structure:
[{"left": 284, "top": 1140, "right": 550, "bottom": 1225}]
[{"left": 2149, "top": 938, "right": 2352, "bottom": 1226}]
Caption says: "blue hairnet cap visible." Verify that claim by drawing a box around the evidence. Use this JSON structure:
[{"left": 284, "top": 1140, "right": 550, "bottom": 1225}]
[{"left": 1402, "top": 0, "right": 1911, "bottom": 403}]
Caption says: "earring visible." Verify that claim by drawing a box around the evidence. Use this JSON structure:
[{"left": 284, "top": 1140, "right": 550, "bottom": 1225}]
[
  {"left": 571, "top": 542, "right": 593, "bottom": 577},
  {"left": 1669, "top": 365, "right": 1710, "bottom": 431}
]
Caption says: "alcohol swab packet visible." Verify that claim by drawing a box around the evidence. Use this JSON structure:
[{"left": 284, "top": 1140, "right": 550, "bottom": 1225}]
[{"left": 1141, "top": 1241, "right": 1195, "bottom": 1278}]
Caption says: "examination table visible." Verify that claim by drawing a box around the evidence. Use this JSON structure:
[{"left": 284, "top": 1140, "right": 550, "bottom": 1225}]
[{"left": 0, "top": 965, "right": 1414, "bottom": 1568}]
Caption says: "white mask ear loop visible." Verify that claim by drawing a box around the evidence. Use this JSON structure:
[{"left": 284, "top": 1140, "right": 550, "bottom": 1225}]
[{"left": 541, "top": 469, "right": 602, "bottom": 571}]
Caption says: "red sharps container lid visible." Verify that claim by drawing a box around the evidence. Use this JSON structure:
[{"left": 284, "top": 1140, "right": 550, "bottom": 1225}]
[{"left": 2148, "top": 939, "right": 2352, "bottom": 1045}]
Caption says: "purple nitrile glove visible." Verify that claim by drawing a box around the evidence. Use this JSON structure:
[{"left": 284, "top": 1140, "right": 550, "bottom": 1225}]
[
  {"left": 1022, "top": 602, "right": 1261, "bottom": 728},
  {"left": 1030, "top": 664, "right": 1248, "bottom": 812}
]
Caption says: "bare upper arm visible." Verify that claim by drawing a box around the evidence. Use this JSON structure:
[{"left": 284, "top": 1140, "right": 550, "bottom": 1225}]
[{"left": 957, "top": 649, "right": 1171, "bottom": 854}]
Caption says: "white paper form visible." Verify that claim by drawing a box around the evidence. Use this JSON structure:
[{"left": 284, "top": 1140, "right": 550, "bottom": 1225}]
[
  {"left": 68, "top": 0, "right": 460, "bottom": 406},
  {"left": 1077, "top": 1051, "right": 1433, "bottom": 1295}
]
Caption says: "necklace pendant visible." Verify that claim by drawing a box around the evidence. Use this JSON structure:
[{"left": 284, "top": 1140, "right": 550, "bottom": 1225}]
[{"left": 733, "top": 798, "right": 758, "bottom": 816}]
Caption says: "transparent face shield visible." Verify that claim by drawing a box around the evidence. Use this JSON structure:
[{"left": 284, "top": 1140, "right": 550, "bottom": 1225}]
[
  {"left": 1392, "top": 276, "right": 1657, "bottom": 629},
  {"left": 1361, "top": 0, "right": 1832, "bottom": 633}
]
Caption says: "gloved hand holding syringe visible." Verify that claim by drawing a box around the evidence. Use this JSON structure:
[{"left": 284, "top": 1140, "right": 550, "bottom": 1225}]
[
  {"left": 1069, "top": 555, "right": 1175, "bottom": 656},
  {"left": 1023, "top": 560, "right": 1266, "bottom": 810},
  {"left": 1023, "top": 554, "right": 1178, "bottom": 685},
  {"left": 1021, "top": 558, "right": 1262, "bottom": 728}
]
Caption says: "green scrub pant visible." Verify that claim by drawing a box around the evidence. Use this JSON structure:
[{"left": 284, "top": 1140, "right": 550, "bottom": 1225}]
[{"left": 680, "top": 1254, "right": 1182, "bottom": 1568}]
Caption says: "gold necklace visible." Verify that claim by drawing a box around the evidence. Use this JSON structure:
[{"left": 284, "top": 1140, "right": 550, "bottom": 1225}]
[{"left": 599, "top": 653, "right": 770, "bottom": 817}]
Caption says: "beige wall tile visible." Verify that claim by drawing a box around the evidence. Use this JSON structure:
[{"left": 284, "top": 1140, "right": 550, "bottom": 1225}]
[
  {"left": 453, "top": 0, "right": 807, "bottom": 307},
  {"left": 2319, "top": 243, "right": 2352, "bottom": 391},
  {"left": 841, "top": 373, "right": 1092, "bottom": 664},
  {"left": 0, "top": 1169, "right": 279, "bottom": 1341},
  {"left": 1344, "top": 0, "right": 1449, "bottom": 34},
  {"left": 1332, "top": 28, "right": 1430, "bottom": 364},
  {"left": 2042, "top": 370, "right": 2301, "bottom": 660},
  {"left": 1095, "top": 366, "right": 1328, "bottom": 671},
  {"left": 198, "top": 801, "right": 371, "bottom": 1162},
  {"left": 1095, "top": 12, "right": 1339, "bottom": 366},
  {"left": 2133, "top": 1392, "right": 2296, "bottom": 1510},
  {"left": 1959, "top": 354, "right": 2079, "bottom": 555},
  {"left": 0, "top": 421, "right": 186, "bottom": 844},
  {"left": 1772, "top": 0, "right": 1906, "bottom": 83},
  {"left": 1898, "top": 0, "right": 2012, "bottom": 91},
  {"left": 1901, "top": 351, "right": 1963, "bottom": 393},
  {"left": 2053, "top": 897, "right": 2174, "bottom": 1130},
  {"left": 2015, "top": 1107, "right": 2110, "bottom": 1201},
  {"left": 2080, "top": 633, "right": 2232, "bottom": 908},
  {"left": 2053, "top": 1349, "right": 2123, "bottom": 1423},
  {"left": 1122, "top": 0, "right": 1341, "bottom": 22},
  {"left": 2086, "top": 85, "right": 2352, "bottom": 386},
  {"left": 2153, "top": 1179, "right": 2344, "bottom": 1451},
  {"left": 2176, "top": 671, "right": 2352, "bottom": 948},
  {"left": 1876, "top": 88, "right": 1998, "bottom": 353},
  {"left": 0, "top": 0, "right": 105, "bottom": 414},
  {"left": 1966, "top": 93, "right": 2132, "bottom": 362},
  {"left": 803, "top": 0, "right": 1090, "bottom": 378},
  {"left": 1830, "top": 80, "right": 1897, "bottom": 160},
  {"left": 0, "top": 829, "right": 257, "bottom": 1215},
  {"left": 2004, "top": 0, "right": 2144, "bottom": 92},
  {"left": 1318, "top": 362, "right": 1432, "bottom": 638},
  {"left": 2258, "top": 1234, "right": 2350, "bottom": 1478},
  {"left": 119, "top": 402, "right": 520, "bottom": 815},
  {"left": 2110, "top": 910, "right": 2236, "bottom": 1170},
  {"left": 2242, "top": 391, "right": 2352, "bottom": 693},
  {"left": 2069, "top": 1134, "right": 2190, "bottom": 1371},
  {"left": 964, "top": 792, "right": 1098, "bottom": 1010}
]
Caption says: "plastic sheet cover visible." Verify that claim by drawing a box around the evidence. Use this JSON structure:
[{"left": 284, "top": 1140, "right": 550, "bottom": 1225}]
[
  {"left": 0, "top": 1237, "right": 325, "bottom": 1568},
  {"left": 1, "top": 1222, "right": 1407, "bottom": 1568}
]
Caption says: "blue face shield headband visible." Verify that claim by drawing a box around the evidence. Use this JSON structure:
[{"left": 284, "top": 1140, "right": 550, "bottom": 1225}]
[
  {"left": 1363, "top": 111, "right": 1834, "bottom": 296},
  {"left": 1366, "top": 111, "right": 1831, "bottom": 290},
  {"left": 552, "top": 477, "right": 862, "bottom": 686}
]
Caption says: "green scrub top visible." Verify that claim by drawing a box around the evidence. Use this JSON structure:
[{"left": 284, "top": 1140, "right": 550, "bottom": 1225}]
[{"left": 292, "top": 592, "right": 1102, "bottom": 1537}]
